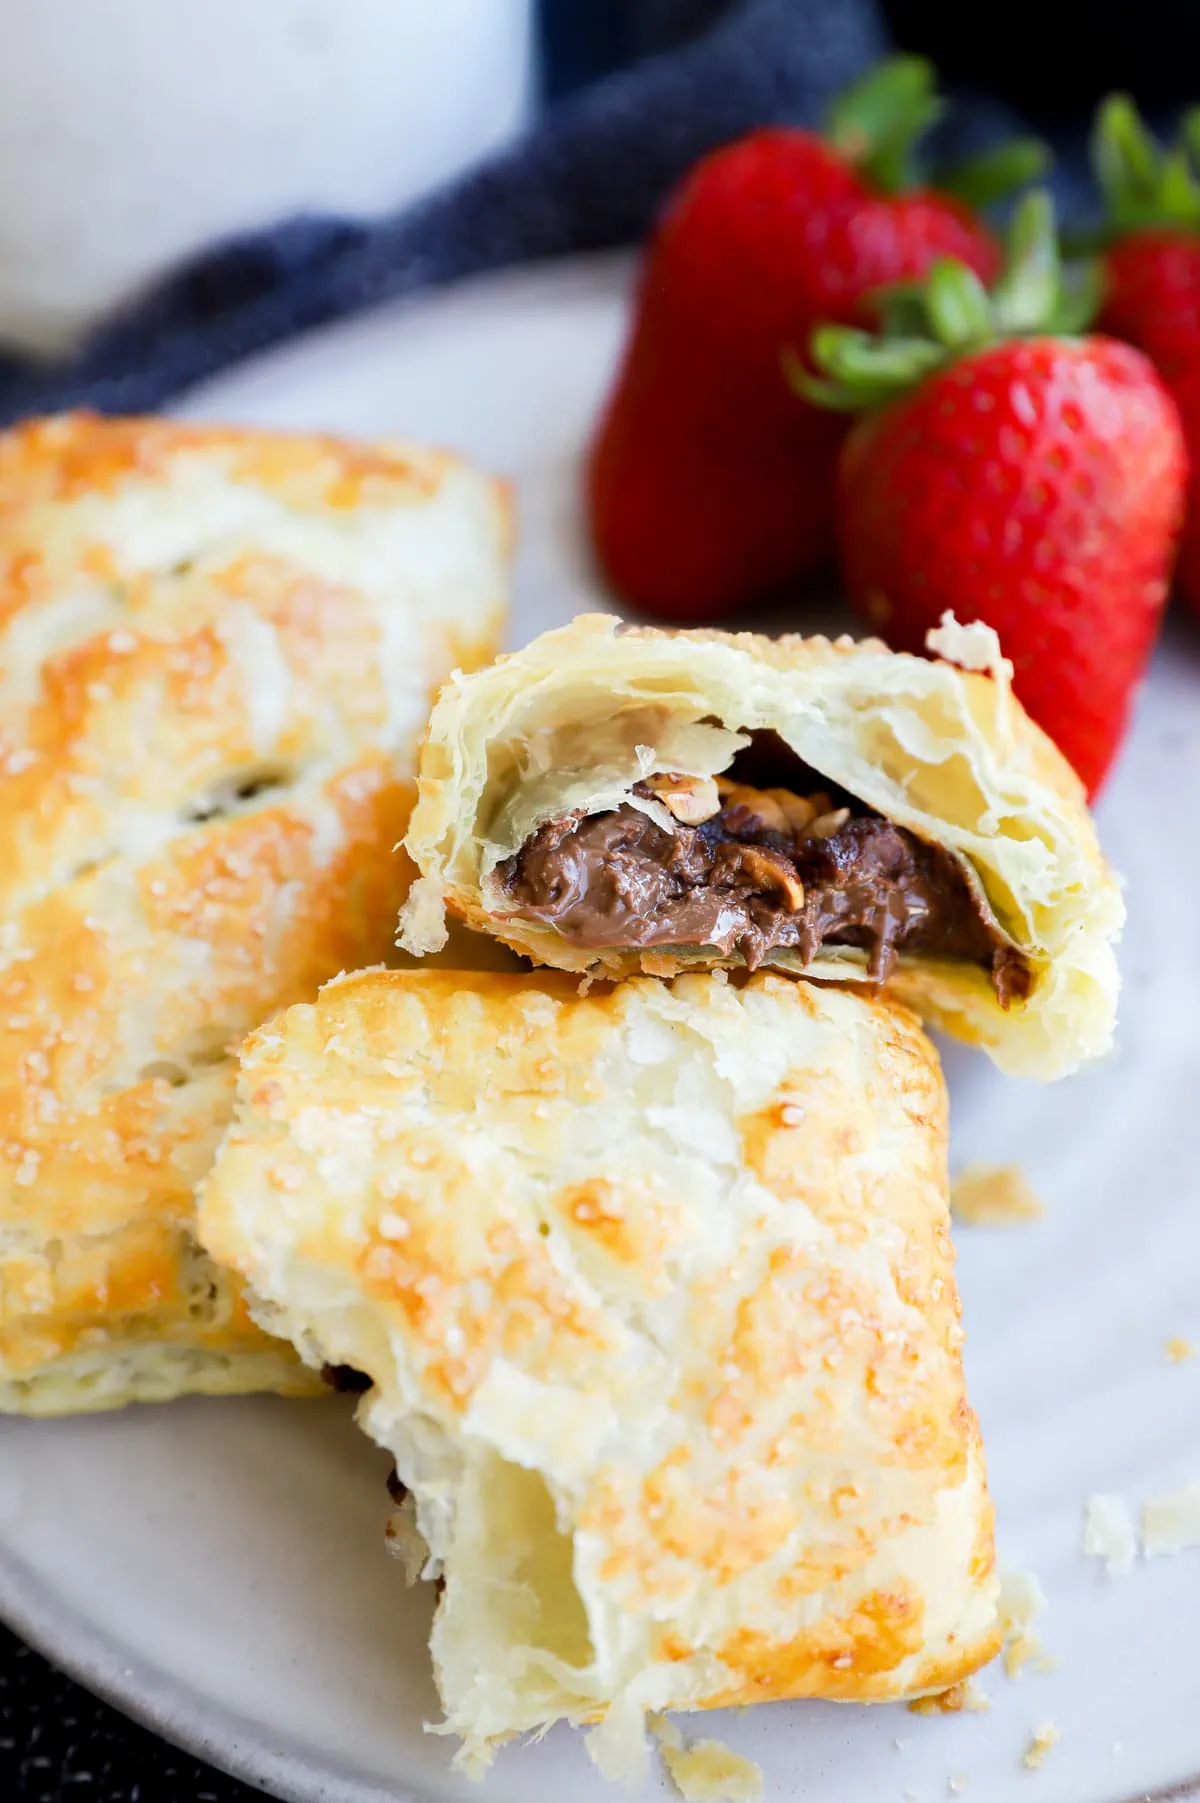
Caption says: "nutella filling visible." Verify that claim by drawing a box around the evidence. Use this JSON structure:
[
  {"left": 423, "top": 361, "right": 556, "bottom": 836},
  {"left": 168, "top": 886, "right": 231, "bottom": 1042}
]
[{"left": 499, "top": 771, "right": 1030, "bottom": 1007}]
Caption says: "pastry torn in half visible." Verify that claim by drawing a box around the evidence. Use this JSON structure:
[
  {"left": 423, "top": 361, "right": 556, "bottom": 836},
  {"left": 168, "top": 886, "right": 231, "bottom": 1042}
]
[
  {"left": 398, "top": 613, "right": 1121, "bottom": 1079},
  {"left": 199, "top": 966, "right": 1001, "bottom": 1778},
  {"left": 0, "top": 413, "right": 509, "bottom": 1414}
]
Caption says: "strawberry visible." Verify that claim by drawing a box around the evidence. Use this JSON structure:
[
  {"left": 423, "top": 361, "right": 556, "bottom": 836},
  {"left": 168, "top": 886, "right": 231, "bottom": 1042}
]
[
  {"left": 795, "top": 194, "right": 1186, "bottom": 797},
  {"left": 1091, "top": 95, "right": 1200, "bottom": 613},
  {"left": 587, "top": 57, "right": 1047, "bottom": 621}
]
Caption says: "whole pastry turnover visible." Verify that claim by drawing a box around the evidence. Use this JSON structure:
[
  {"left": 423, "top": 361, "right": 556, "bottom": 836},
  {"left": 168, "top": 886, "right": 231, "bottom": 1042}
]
[
  {"left": 399, "top": 613, "right": 1122, "bottom": 1079},
  {"left": 198, "top": 966, "right": 1001, "bottom": 1777},
  {"left": 0, "top": 413, "right": 509, "bottom": 1414}
]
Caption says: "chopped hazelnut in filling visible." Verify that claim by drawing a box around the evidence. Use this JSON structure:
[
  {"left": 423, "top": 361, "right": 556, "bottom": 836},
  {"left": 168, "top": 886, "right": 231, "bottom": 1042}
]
[{"left": 499, "top": 773, "right": 1030, "bottom": 1006}]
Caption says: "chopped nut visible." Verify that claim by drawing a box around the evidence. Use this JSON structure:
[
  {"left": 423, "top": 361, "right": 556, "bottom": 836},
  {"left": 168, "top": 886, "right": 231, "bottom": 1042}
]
[
  {"left": 808, "top": 806, "right": 852, "bottom": 839},
  {"left": 765, "top": 787, "right": 817, "bottom": 833},
  {"left": 714, "top": 780, "right": 790, "bottom": 835},
  {"left": 645, "top": 772, "right": 721, "bottom": 825},
  {"left": 734, "top": 845, "right": 805, "bottom": 910},
  {"left": 712, "top": 776, "right": 843, "bottom": 842}
]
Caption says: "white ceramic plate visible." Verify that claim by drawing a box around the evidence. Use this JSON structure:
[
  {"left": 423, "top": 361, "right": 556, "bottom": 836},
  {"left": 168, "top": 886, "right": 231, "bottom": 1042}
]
[{"left": 1, "top": 255, "right": 1199, "bottom": 1803}]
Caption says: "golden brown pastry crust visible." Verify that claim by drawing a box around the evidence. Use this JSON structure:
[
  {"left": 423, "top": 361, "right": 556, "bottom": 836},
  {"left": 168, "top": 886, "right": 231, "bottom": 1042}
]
[
  {"left": 199, "top": 967, "right": 999, "bottom": 1769},
  {"left": 399, "top": 614, "right": 1121, "bottom": 1079},
  {"left": 0, "top": 413, "right": 509, "bottom": 1413}
]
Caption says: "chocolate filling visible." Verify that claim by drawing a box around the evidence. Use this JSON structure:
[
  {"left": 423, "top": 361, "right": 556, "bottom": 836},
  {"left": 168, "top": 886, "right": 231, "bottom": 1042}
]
[{"left": 499, "top": 777, "right": 1030, "bottom": 1007}]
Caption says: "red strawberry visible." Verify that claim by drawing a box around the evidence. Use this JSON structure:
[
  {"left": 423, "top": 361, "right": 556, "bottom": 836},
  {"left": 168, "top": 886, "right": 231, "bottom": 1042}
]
[
  {"left": 587, "top": 57, "right": 1047, "bottom": 621},
  {"left": 796, "top": 194, "right": 1186, "bottom": 797},
  {"left": 1091, "top": 95, "right": 1200, "bottom": 614}
]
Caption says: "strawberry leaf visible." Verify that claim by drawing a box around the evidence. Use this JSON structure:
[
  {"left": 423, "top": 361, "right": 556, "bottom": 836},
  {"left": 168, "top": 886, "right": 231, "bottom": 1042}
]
[
  {"left": 926, "top": 260, "right": 993, "bottom": 347},
  {"left": 1054, "top": 260, "right": 1106, "bottom": 336},
  {"left": 936, "top": 138, "right": 1051, "bottom": 209},
  {"left": 824, "top": 56, "right": 1050, "bottom": 206},
  {"left": 797, "top": 190, "right": 1099, "bottom": 418},
  {"left": 787, "top": 330, "right": 949, "bottom": 411},
  {"left": 871, "top": 281, "right": 932, "bottom": 337},
  {"left": 1181, "top": 108, "right": 1200, "bottom": 174},
  {"left": 825, "top": 57, "right": 943, "bottom": 194},
  {"left": 990, "top": 191, "right": 1058, "bottom": 333}
]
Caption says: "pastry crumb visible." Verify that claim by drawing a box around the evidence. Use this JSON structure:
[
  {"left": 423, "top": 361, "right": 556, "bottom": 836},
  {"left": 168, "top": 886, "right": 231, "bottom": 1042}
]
[
  {"left": 1142, "top": 1480, "right": 1200, "bottom": 1557},
  {"left": 909, "top": 1692, "right": 953, "bottom": 1717},
  {"left": 997, "top": 1568, "right": 1048, "bottom": 1678},
  {"left": 894, "top": 1736, "right": 908, "bottom": 1751},
  {"left": 909, "top": 1676, "right": 990, "bottom": 1716},
  {"left": 960, "top": 1677, "right": 990, "bottom": 1712},
  {"left": 1166, "top": 1337, "right": 1196, "bottom": 1363},
  {"left": 651, "top": 1717, "right": 762, "bottom": 1802},
  {"left": 650, "top": 1715, "right": 684, "bottom": 1753},
  {"left": 947, "top": 1774, "right": 970, "bottom": 1795},
  {"left": 1023, "top": 1722, "right": 1061, "bottom": 1769},
  {"left": 1082, "top": 1492, "right": 1137, "bottom": 1577},
  {"left": 1005, "top": 1635, "right": 1044, "bottom": 1680},
  {"left": 950, "top": 1164, "right": 1043, "bottom": 1226},
  {"left": 926, "top": 612, "right": 1012, "bottom": 683}
]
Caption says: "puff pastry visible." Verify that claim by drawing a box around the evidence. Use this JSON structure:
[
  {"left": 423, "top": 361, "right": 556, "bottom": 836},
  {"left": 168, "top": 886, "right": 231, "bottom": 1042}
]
[
  {"left": 0, "top": 413, "right": 509, "bottom": 1415},
  {"left": 399, "top": 613, "right": 1121, "bottom": 1079},
  {"left": 199, "top": 966, "right": 1000, "bottom": 1777}
]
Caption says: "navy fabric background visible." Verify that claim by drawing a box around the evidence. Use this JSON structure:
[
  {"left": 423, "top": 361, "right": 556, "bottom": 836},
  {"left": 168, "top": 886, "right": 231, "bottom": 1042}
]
[
  {"left": 0, "top": 0, "right": 886, "bottom": 423},
  {"left": 0, "top": 0, "right": 1116, "bottom": 430},
  {"left": 0, "top": 0, "right": 1180, "bottom": 1796}
]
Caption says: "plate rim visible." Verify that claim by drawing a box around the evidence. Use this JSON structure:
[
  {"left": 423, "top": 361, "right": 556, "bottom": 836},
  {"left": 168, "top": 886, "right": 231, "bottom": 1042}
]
[
  {"left": 7, "top": 1532, "right": 1200, "bottom": 1803},
  {"left": 0, "top": 1541, "right": 423, "bottom": 1803}
]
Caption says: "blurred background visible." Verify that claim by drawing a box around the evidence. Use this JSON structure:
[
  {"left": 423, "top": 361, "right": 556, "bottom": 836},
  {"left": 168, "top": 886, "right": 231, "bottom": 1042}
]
[{"left": 0, "top": 0, "right": 1191, "bottom": 418}]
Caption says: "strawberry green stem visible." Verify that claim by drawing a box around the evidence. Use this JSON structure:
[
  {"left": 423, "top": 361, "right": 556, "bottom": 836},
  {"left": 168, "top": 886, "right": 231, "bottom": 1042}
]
[
  {"left": 936, "top": 137, "right": 1051, "bottom": 209},
  {"left": 824, "top": 56, "right": 1048, "bottom": 204},
  {"left": 1091, "top": 93, "right": 1200, "bottom": 236},
  {"left": 789, "top": 190, "right": 1099, "bottom": 414},
  {"left": 990, "top": 189, "right": 1059, "bottom": 332},
  {"left": 825, "top": 56, "right": 944, "bottom": 195}
]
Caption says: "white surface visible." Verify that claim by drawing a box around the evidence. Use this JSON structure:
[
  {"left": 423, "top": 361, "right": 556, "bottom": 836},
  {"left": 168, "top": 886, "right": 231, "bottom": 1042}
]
[
  {"left": 0, "top": 0, "right": 533, "bottom": 352},
  {"left": 2, "top": 256, "right": 1200, "bottom": 1803}
]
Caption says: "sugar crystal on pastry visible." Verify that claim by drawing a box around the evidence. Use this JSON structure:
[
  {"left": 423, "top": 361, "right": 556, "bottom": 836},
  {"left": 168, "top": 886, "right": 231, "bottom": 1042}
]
[{"left": 0, "top": 412, "right": 509, "bottom": 1414}]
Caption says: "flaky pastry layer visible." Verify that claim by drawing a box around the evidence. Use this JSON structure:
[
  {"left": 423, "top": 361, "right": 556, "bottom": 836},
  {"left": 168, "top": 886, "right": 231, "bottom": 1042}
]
[
  {"left": 200, "top": 967, "right": 999, "bottom": 1775},
  {"left": 0, "top": 414, "right": 509, "bottom": 1413},
  {"left": 399, "top": 614, "right": 1121, "bottom": 1079}
]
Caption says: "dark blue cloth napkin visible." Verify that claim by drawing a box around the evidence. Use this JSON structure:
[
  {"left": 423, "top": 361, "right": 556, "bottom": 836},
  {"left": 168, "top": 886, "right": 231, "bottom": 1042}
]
[{"left": 0, "top": 0, "right": 1104, "bottom": 429}]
